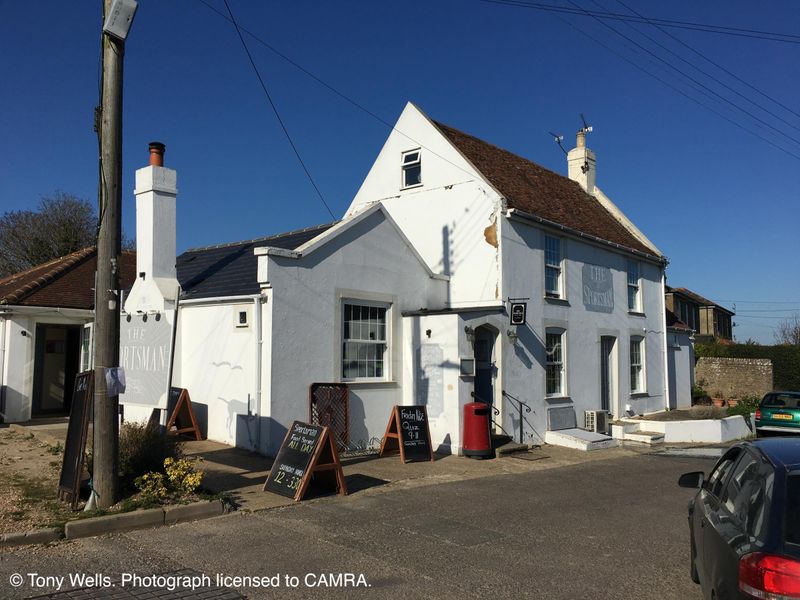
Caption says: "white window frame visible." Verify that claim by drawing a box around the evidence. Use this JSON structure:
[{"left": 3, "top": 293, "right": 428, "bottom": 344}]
[
  {"left": 627, "top": 260, "right": 641, "bottom": 312},
  {"left": 80, "top": 323, "right": 94, "bottom": 372},
  {"left": 545, "top": 329, "right": 566, "bottom": 397},
  {"left": 544, "top": 235, "right": 563, "bottom": 299},
  {"left": 630, "top": 336, "right": 646, "bottom": 394},
  {"left": 341, "top": 299, "right": 391, "bottom": 382},
  {"left": 401, "top": 149, "right": 422, "bottom": 189}
]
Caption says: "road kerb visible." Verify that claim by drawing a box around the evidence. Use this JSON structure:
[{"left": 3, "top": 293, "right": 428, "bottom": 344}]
[
  {"left": 65, "top": 507, "right": 165, "bottom": 540},
  {"left": 164, "top": 499, "right": 224, "bottom": 524},
  {"left": 0, "top": 527, "right": 62, "bottom": 547}
]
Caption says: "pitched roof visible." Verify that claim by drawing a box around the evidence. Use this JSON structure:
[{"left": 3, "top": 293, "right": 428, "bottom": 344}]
[
  {"left": 432, "top": 121, "right": 658, "bottom": 257},
  {"left": 666, "top": 308, "right": 692, "bottom": 331},
  {"left": 0, "top": 248, "right": 136, "bottom": 309},
  {"left": 177, "top": 223, "right": 335, "bottom": 300},
  {"left": 666, "top": 286, "right": 734, "bottom": 315}
]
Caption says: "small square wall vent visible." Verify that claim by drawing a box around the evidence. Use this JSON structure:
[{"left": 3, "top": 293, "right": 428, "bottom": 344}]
[{"left": 235, "top": 308, "right": 249, "bottom": 328}]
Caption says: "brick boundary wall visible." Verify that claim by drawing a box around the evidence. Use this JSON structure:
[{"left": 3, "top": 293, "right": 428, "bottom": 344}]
[{"left": 695, "top": 357, "right": 773, "bottom": 399}]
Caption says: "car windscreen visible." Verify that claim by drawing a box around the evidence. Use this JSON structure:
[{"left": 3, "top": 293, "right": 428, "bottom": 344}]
[
  {"left": 762, "top": 393, "right": 800, "bottom": 409},
  {"left": 787, "top": 474, "right": 800, "bottom": 545}
]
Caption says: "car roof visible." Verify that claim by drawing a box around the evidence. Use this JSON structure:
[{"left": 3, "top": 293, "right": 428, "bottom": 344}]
[{"left": 751, "top": 438, "right": 800, "bottom": 470}]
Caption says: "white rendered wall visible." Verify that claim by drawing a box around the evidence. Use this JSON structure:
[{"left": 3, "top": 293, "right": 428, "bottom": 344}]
[
  {"left": 345, "top": 102, "right": 502, "bottom": 307},
  {"left": 172, "top": 302, "right": 258, "bottom": 448},
  {"left": 261, "top": 209, "right": 447, "bottom": 455},
  {"left": 500, "top": 215, "right": 667, "bottom": 441}
]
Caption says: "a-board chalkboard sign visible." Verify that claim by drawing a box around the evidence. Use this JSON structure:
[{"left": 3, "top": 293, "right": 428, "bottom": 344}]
[
  {"left": 379, "top": 405, "right": 434, "bottom": 463},
  {"left": 58, "top": 371, "right": 94, "bottom": 509},
  {"left": 263, "top": 421, "right": 347, "bottom": 501},
  {"left": 166, "top": 387, "right": 202, "bottom": 440}
]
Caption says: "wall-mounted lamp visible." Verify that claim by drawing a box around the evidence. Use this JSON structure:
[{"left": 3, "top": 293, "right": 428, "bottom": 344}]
[
  {"left": 464, "top": 325, "right": 475, "bottom": 343},
  {"left": 506, "top": 328, "right": 519, "bottom": 344}
]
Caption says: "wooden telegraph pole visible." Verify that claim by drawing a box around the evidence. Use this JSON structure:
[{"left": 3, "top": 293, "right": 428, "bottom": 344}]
[{"left": 94, "top": 0, "right": 136, "bottom": 509}]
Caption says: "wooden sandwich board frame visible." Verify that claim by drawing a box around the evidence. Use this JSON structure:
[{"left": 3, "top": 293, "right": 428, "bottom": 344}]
[
  {"left": 58, "top": 370, "right": 94, "bottom": 509},
  {"left": 263, "top": 421, "right": 348, "bottom": 502},
  {"left": 166, "top": 387, "right": 202, "bottom": 441},
  {"left": 379, "top": 405, "right": 434, "bottom": 463}
]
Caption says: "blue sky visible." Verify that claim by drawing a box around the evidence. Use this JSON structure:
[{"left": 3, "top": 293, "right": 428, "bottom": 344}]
[{"left": 1, "top": 0, "right": 798, "bottom": 343}]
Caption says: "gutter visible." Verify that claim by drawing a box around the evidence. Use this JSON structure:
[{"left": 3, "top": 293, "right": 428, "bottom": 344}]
[
  {"left": 506, "top": 208, "right": 668, "bottom": 266},
  {"left": 661, "top": 272, "right": 671, "bottom": 411},
  {"left": 178, "top": 294, "right": 261, "bottom": 307}
]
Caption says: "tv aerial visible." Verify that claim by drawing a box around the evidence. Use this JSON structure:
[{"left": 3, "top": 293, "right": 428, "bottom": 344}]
[
  {"left": 578, "top": 113, "right": 593, "bottom": 173},
  {"left": 548, "top": 131, "right": 567, "bottom": 155}
]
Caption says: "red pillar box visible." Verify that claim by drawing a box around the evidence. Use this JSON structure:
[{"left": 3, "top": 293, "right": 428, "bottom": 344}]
[{"left": 463, "top": 402, "right": 493, "bottom": 459}]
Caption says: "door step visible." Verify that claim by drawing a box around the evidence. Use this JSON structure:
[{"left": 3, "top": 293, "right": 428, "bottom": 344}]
[{"left": 624, "top": 430, "right": 665, "bottom": 445}]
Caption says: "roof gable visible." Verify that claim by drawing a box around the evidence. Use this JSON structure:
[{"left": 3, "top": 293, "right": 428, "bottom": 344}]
[
  {"left": 432, "top": 120, "right": 658, "bottom": 257},
  {"left": 176, "top": 223, "right": 335, "bottom": 300}
]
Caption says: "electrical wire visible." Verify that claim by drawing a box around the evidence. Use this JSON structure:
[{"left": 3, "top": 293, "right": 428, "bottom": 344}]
[
  {"left": 480, "top": 0, "right": 800, "bottom": 45},
  {"left": 525, "top": 2, "right": 800, "bottom": 161},
  {"left": 563, "top": 0, "right": 800, "bottom": 150},
  {"left": 612, "top": 0, "right": 800, "bottom": 123},
  {"left": 222, "top": 0, "right": 335, "bottom": 220}
]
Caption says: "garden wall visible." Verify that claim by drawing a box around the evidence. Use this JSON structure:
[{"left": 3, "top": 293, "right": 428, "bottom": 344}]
[{"left": 695, "top": 357, "right": 773, "bottom": 399}]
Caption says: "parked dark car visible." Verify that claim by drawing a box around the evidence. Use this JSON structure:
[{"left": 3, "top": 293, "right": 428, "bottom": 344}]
[
  {"left": 679, "top": 438, "right": 800, "bottom": 599},
  {"left": 755, "top": 391, "right": 800, "bottom": 436}
]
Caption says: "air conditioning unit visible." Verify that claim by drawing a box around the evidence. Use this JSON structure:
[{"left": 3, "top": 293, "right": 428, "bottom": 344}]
[{"left": 584, "top": 410, "right": 609, "bottom": 434}]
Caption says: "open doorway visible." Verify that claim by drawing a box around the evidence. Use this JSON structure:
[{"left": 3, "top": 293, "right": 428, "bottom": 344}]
[{"left": 32, "top": 324, "right": 81, "bottom": 416}]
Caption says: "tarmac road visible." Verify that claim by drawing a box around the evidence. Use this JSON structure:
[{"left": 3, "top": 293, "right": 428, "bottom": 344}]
[{"left": 1, "top": 451, "right": 712, "bottom": 600}]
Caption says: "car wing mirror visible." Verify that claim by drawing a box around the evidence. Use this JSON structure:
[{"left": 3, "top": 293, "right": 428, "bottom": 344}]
[{"left": 678, "top": 471, "right": 705, "bottom": 488}]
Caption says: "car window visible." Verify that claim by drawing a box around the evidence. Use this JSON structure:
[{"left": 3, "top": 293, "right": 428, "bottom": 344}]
[
  {"left": 721, "top": 451, "right": 773, "bottom": 542},
  {"left": 707, "top": 449, "right": 741, "bottom": 498},
  {"left": 762, "top": 393, "right": 800, "bottom": 409},
  {"left": 787, "top": 474, "right": 800, "bottom": 546}
]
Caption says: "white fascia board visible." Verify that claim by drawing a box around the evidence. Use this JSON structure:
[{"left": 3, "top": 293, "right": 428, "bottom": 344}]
[
  {"left": 179, "top": 293, "right": 262, "bottom": 306},
  {"left": 592, "top": 186, "right": 662, "bottom": 256},
  {"left": 253, "top": 203, "right": 450, "bottom": 282},
  {"left": 0, "top": 305, "right": 94, "bottom": 319}
]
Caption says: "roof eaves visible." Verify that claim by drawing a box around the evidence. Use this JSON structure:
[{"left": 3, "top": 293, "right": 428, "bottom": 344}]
[
  {"left": 0, "top": 247, "right": 96, "bottom": 305},
  {"left": 507, "top": 208, "right": 667, "bottom": 265}
]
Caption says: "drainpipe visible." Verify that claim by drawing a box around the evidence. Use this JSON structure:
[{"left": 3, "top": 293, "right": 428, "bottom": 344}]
[
  {"left": 252, "top": 295, "right": 263, "bottom": 452},
  {"left": 0, "top": 316, "right": 6, "bottom": 419},
  {"left": 661, "top": 271, "right": 671, "bottom": 411}
]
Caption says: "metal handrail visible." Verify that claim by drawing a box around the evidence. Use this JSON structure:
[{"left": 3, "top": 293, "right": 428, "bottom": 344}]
[
  {"left": 502, "top": 390, "right": 534, "bottom": 444},
  {"left": 470, "top": 392, "right": 513, "bottom": 439}
]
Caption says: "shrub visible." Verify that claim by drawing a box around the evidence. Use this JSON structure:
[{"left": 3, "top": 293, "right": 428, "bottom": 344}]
[
  {"left": 118, "top": 422, "right": 181, "bottom": 489},
  {"left": 134, "top": 472, "right": 168, "bottom": 501},
  {"left": 164, "top": 457, "right": 204, "bottom": 495},
  {"left": 727, "top": 394, "right": 761, "bottom": 422}
]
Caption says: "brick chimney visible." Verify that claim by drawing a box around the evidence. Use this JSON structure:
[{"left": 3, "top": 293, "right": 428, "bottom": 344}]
[
  {"left": 567, "top": 130, "right": 596, "bottom": 195},
  {"left": 123, "top": 142, "right": 179, "bottom": 313}
]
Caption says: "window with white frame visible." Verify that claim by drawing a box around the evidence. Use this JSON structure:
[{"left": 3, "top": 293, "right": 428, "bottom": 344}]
[
  {"left": 545, "top": 236, "right": 562, "bottom": 298},
  {"left": 545, "top": 330, "right": 565, "bottom": 396},
  {"left": 630, "top": 336, "right": 645, "bottom": 393},
  {"left": 627, "top": 260, "right": 641, "bottom": 312},
  {"left": 401, "top": 149, "right": 421, "bottom": 188},
  {"left": 342, "top": 301, "right": 389, "bottom": 380}
]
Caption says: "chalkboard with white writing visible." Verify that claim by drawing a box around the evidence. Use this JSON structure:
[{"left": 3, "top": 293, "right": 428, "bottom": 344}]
[
  {"left": 379, "top": 405, "right": 434, "bottom": 463},
  {"left": 264, "top": 421, "right": 325, "bottom": 499},
  {"left": 58, "top": 371, "right": 94, "bottom": 508}
]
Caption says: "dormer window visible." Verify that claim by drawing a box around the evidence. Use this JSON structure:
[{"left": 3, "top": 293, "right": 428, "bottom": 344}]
[{"left": 401, "top": 149, "right": 421, "bottom": 188}]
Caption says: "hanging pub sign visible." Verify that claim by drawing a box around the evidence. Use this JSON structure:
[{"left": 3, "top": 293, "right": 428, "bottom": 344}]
[
  {"left": 510, "top": 302, "right": 527, "bottom": 326},
  {"left": 263, "top": 421, "right": 347, "bottom": 501},
  {"left": 380, "top": 405, "right": 434, "bottom": 463}
]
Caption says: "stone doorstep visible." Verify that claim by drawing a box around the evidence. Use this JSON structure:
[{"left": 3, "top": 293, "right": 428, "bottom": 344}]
[
  {"left": 624, "top": 431, "right": 665, "bottom": 445},
  {"left": 0, "top": 500, "right": 224, "bottom": 547}
]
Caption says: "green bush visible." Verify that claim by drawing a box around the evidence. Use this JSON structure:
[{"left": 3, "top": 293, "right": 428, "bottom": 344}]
[
  {"left": 727, "top": 394, "right": 761, "bottom": 420},
  {"left": 118, "top": 422, "right": 181, "bottom": 490}
]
